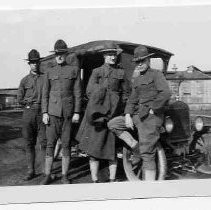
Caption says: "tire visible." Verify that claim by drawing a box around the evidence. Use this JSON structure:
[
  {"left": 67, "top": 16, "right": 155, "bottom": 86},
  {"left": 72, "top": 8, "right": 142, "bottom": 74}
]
[{"left": 123, "top": 142, "right": 167, "bottom": 181}]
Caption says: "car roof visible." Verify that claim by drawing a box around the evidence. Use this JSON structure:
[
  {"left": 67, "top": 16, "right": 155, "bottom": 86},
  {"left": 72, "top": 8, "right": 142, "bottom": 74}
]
[{"left": 41, "top": 40, "right": 174, "bottom": 62}]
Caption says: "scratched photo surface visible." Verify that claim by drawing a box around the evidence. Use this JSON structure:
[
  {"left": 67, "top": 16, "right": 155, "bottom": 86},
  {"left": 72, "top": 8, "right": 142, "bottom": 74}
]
[{"left": 1, "top": 5, "right": 211, "bottom": 203}]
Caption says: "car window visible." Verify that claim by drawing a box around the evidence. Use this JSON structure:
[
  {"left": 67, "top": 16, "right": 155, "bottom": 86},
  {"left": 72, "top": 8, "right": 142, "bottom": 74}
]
[{"left": 150, "top": 58, "right": 164, "bottom": 71}]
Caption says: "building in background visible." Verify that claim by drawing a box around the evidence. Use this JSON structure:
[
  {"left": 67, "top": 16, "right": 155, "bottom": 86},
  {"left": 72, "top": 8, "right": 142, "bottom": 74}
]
[
  {"left": 166, "top": 65, "right": 211, "bottom": 114},
  {"left": 0, "top": 88, "right": 20, "bottom": 110}
]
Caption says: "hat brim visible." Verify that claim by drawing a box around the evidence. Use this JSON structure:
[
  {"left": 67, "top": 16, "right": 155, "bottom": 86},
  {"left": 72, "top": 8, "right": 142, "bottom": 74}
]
[
  {"left": 49, "top": 49, "right": 69, "bottom": 54},
  {"left": 24, "top": 58, "right": 42, "bottom": 62},
  {"left": 99, "top": 48, "right": 123, "bottom": 54},
  {"left": 132, "top": 53, "right": 155, "bottom": 62}
]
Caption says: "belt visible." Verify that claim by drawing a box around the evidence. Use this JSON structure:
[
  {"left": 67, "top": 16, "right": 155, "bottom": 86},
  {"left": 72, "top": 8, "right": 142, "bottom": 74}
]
[{"left": 25, "top": 103, "right": 41, "bottom": 109}]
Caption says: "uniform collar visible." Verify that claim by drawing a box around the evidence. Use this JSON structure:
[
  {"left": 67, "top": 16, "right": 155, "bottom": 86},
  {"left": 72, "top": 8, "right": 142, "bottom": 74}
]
[
  {"left": 30, "top": 71, "right": 40, "bottom": 78},
  {"left": 139, "top": 66, "right": 150, "bottom": 76}
]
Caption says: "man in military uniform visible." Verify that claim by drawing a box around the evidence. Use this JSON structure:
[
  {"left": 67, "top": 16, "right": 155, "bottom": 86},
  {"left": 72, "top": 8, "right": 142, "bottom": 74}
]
[
  {"left": 108, "top": 45, "right": 171, "bottom": 180},
  {"left": 41, "top": 39, "right": 82, "bottom": 184},
  {"left": 17, "top": 49, "right": 46, "bottom": 180},
  {"left": 77, "top": 42, "right": 132, "bottom": 183}
]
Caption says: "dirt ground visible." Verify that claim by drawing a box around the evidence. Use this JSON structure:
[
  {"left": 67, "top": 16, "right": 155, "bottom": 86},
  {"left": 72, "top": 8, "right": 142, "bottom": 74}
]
[
  {"left": 1, "top": 110, "right": 211, "bottom": 187},
  {"left": 0, "top": 111, "right": 127, "bottom": 186}
]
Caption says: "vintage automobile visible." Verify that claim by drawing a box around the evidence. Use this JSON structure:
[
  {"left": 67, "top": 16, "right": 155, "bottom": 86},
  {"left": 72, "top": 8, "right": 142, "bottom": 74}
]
[{"left": 40, "top": 40, "right": 211, "bottom": 181}]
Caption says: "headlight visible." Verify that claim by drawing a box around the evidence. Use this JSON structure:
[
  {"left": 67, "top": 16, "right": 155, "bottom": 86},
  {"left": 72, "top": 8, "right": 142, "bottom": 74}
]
[
  {"left": 195, "top": 117, "right": 204, "bottom": 131},
  {"left": 165, "top": 117, "right": 174, "bottom": 133}
]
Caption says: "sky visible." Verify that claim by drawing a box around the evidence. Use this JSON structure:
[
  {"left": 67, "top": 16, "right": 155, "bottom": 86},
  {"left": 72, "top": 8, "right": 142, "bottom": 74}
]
[{"left": 1, "top": 4, "right": 211, "bottom": 88}]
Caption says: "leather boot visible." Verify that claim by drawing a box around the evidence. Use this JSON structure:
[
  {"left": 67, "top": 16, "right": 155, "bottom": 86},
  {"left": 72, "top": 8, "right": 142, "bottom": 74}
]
[
  {"left": 24, "top": 148, "right": 35, "bottom": 181},
  {"left": 118, "top": 131, "right": 140, "bottom": 165},
  {"left": 61, "top": 156, "right": 70, "bottom": 184},
  {"left": 143, "top": 169, "right": 156, "bottom": 181},
  {"left": 118, "top": 131, "right": 138, "bottom": 149},
  {"left": 40, "top": 156, "right": 53, "bottom": 185}
]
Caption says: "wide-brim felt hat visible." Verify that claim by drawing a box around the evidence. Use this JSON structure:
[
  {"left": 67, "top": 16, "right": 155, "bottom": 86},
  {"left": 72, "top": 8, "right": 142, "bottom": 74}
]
[
  {"left": 24, "top": 49, "right": 42, "bottom": 62},
  {"left": 50, "top": 39, "right": 69, "bottom": 54},
  {"left": 132, "top": 45, "right": 154, "bottom": 62},
  {"left": 98, "top": 42, "right": 123, "bottom": 54}
]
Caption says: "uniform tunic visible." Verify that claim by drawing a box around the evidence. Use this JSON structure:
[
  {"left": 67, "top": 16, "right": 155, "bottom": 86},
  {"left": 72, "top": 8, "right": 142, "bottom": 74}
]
[
  {"left": 42, "top": 56, "right": 82, "bottom": 157},
  {"left": 109, "top": 68, "right": 171, "bottom": 170},
  {"left": 77, "top": 63, "right": 130, "bottom": 160},
  {"left": 17, "top": 72, "right": 46, "bottom": 150}
]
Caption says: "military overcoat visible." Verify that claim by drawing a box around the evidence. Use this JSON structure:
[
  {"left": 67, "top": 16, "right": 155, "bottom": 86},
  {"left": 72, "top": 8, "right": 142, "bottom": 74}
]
[{"left": 76, "top": 63, "right": 130, "bottom": 160}]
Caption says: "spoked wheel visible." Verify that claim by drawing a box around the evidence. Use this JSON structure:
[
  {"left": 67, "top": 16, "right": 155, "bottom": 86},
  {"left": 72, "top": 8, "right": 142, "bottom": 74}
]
[
  {"left": 194, "top": 134, "right": 211, "bottom": 174},
  {"left": 123, "top": 142, "right": 167, "bottom": 181}
]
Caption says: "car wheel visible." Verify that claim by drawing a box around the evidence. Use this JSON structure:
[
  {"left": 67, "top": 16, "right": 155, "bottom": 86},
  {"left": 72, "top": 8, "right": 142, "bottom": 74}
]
[{"left": 122, "top": 142, "right": 167, "bottom": 181}]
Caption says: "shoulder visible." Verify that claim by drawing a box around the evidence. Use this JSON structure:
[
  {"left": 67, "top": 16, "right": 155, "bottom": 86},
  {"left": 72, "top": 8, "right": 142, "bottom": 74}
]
[
  {"left": 46, "top": 60, "right": 57, "bottom": 69},
  {"left": 92, "top": 66, "right": 103, "bottom": 75},
  {"left": 66, "top": 53, "right": 79, "bottom": 66},
  {"left": 116, "top": 67, "right": 125, "bottom": 76},
  {"left": 20, "top": 74, "right": 30, "bottom": 84},
  {"left": 148, "top": 68, "right": 164, "bottom": 77}
]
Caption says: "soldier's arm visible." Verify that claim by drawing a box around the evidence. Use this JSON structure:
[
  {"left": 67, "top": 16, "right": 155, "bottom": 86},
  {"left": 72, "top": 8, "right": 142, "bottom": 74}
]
[
  {"left": 73, "top": 67, "right": 82, "bottom": 113},
  {"left": 151, "top": 71, "right": 171, "bottom": 113},
  {"left": 42, "top": 71, "right": 50, "bottom": 114},
  {"left": 86, "top": 69, "right": 100, "bottom": 98},
  {"left": 17, "top": 78, "right": 26, "bottom": 106},
  {"left": 124, "top": 82, "right": 139, "bottom": 115}
]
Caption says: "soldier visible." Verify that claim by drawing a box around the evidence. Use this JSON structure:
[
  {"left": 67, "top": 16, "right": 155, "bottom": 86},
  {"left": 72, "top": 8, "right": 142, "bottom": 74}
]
[
  {"left": 76, "top": 42, "right": 133, "bottom": 183},
  {"left": 108, "top": 45, "right": 171, "bottom": 180},
  {"left": 41, "top": 39, "right": 82, "bottom": 184},
  {"left": 17, "top": 49, "right": 46, "bottom": 180}
]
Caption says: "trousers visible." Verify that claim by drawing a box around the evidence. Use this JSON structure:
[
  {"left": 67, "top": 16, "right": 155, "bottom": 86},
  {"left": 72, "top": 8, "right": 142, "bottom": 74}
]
[
  {"left": 22, "top": 106, "right": 46, "bottom": 151},
  {"left": 107, "top": 114, "right": 163, "bottom": 170},
  {"left": 46, "top": 115, "right": 72, "bottom": 157}
]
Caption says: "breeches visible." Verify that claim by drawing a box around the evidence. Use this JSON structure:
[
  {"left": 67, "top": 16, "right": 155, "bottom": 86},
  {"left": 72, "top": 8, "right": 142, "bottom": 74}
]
[
  {"left": 108, "top": 114, "right": 163, "bottom": 170},
  {"left": 46, "top": 115, "right": 72, "bottom": 157}
]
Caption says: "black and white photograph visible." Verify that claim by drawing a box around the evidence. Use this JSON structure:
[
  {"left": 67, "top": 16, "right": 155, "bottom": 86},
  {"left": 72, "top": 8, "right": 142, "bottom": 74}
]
[{"left": 1, "top": 0, "right": 211, "bottom": 207}]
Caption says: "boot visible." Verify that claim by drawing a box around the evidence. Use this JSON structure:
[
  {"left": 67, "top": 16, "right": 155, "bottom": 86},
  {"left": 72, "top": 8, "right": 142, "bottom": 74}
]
[
  {"left": 118, "top": 131, "right": 140, "bottom": 165},
  {"left": 143, "top": 169, "right": 156, "bottom": 181},
  {"left": 24, "top": 148, "right": 35, "bottom": 181},
  {"left": 61, "top": 175, "right": 70, "bottom": 184},
  {"left": 118, "top": 131, "right": 138, "bottom": 149},
  {"left": 61, "top": 156, "right": 70, "bottom": 184},
  {"left": 40, "top": 156, "right": 53, "bottom": 185},
  {"left": 89, "top": 158, "right": 99, "bottom": 183}
]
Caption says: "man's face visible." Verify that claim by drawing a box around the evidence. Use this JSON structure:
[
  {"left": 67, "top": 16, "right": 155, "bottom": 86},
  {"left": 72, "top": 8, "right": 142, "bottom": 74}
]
[
  {"left": 104, "top": 53, "right": 117, "bottom": 65},
  {"left": 55, "top": 53, "right": 66, "bottom": 64},
  {"left": 135, "top": 58, "right": 150, "bottom": 73},
  {"left": 29, "top": 61, "right": 39, "bottom": 72}
]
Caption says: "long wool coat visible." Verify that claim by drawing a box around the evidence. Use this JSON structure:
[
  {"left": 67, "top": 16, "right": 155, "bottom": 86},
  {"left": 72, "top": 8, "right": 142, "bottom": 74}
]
[{"left": 76, "top": 63, "right": 130, "bottom": 160}]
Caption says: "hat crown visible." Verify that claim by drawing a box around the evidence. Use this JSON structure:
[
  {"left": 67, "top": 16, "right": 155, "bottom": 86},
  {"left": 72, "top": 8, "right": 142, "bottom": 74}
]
[
  {"left": 103, "top": 42, "right": 118, "bottom": 51},
  {"left": 28, "top": 49, "right": 40, "bottom": 61},
  {"left": 134, "top": 45, "right": 149, "bottom": 58},
  {"left": 54, "top": 39, "right": 68, "bottom": 51}
]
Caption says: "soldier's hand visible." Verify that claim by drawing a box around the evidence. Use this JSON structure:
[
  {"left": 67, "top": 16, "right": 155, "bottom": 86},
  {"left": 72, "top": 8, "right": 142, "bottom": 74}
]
[
  {"left": 72, "top": 113, "right": 80, "bottom": 123},
  {"left": 149, "top": 109, "right": 154, "bottom": 115},
  {"left": 125, "top": 114, "right": 134, "bottom": 130},
  {"left": 43, "top": 113, "right": 50, "bottom": 125}
]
